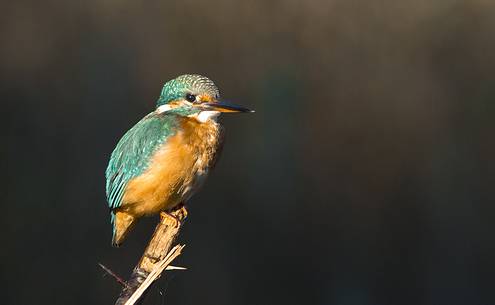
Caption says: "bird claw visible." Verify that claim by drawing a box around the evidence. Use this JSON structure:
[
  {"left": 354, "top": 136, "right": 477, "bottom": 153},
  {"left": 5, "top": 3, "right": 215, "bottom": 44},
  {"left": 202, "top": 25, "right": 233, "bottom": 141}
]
[{"left": 160, "top": 206, "right": 187, "bottom": 228}]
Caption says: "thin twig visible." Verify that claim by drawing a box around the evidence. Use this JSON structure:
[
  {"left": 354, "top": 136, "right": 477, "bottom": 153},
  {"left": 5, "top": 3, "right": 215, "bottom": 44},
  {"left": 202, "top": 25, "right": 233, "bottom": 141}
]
[{"left": 99, "top": 263, "right": 129, "bottom": 288}]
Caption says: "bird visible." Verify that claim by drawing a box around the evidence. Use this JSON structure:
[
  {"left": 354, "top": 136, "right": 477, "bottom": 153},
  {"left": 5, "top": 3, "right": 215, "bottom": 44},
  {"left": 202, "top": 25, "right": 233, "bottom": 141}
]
[{"left": 105, "top": 74, "right": 253, "bottom": 247}]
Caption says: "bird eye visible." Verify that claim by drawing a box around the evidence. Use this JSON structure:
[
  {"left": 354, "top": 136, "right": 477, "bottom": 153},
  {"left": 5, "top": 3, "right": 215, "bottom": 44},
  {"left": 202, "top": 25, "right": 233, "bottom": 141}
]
[{"left": 185, "top": 94, "right": 196, "bottom": 103}]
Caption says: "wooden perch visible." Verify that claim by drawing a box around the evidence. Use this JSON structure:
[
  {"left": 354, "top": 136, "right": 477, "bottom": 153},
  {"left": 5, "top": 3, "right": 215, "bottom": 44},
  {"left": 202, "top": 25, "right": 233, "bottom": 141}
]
[{"left": 115, "top": 206, "right": 188, "bottom": 305}]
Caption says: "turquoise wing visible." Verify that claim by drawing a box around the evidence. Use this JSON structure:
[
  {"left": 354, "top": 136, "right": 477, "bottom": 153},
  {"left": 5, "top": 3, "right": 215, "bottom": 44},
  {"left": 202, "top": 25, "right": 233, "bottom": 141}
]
[{"left": 105, "top": 112, "right": 179, "bottom": 211}]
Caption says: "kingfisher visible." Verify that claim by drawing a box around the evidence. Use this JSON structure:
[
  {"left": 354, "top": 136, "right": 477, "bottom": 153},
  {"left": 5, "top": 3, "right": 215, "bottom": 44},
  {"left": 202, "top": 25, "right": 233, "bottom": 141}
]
[{"left": 105, "top": 74, "right": 252, "bottom": 247}]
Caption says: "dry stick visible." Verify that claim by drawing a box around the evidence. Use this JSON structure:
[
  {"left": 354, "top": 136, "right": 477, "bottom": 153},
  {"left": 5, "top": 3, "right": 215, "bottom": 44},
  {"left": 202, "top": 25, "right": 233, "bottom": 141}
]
[
  {"left": 115, "top": 207, "right": 188, "bottom": 305},
  {"left": 124, "top": 245, "right": 185, "bottom": 305}
]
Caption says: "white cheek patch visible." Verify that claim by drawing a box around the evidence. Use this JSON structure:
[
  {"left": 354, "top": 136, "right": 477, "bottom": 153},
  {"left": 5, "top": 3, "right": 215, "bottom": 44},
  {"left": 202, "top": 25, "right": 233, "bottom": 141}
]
[
  {"left": 196, "top": 111, "right": 220, "bottom": 123},
  {"left": 156, "top": 104, "right": 172, "bottom": 113}
]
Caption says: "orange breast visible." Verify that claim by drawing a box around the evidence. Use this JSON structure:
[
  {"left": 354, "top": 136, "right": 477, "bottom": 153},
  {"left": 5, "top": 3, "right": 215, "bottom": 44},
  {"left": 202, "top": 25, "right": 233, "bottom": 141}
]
[{"left": 121, "top": 117, "right": 221, "bottom": 216}]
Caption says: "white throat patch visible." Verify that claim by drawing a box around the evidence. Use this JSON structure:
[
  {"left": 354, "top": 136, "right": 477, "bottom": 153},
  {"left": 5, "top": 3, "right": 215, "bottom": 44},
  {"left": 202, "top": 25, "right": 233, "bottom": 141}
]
[
  {"left": 193, "top": 111, "right": 220, "bottom": 123},
  {"left": 157, "top": 105, "right": 220, "bottom": 123}
]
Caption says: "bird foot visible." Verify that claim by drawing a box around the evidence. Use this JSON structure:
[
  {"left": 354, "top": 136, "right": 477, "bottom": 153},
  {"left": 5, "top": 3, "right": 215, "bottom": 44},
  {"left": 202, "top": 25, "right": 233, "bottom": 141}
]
[{"left": 160, "top": 205, "right": 187, "bottom": 228}]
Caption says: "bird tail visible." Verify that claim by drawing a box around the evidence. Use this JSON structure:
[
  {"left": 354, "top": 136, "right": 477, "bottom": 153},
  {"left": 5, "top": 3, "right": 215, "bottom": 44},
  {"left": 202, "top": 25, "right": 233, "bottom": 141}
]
[{"left": 111, "top": 211, "right": 137, "bottom": 247}]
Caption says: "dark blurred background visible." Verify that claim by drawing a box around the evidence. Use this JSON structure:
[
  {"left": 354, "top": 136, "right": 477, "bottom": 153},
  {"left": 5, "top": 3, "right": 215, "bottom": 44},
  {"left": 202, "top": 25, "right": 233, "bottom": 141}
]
[{"left": 2, "top": 0, "right": 495, "bottom": 304}]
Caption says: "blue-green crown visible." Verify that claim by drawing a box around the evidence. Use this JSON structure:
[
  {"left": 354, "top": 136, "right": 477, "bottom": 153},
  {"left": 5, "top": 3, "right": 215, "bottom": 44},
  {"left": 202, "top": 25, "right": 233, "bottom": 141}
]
[{"left": 156, "top": 74, "right": 220, "bottom": 108}]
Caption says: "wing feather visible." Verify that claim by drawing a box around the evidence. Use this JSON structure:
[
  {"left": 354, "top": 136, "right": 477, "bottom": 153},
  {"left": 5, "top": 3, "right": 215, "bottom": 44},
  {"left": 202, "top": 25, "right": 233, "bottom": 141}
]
[{"left": 105, "top": 113, "right": 179, "bottom": 211}]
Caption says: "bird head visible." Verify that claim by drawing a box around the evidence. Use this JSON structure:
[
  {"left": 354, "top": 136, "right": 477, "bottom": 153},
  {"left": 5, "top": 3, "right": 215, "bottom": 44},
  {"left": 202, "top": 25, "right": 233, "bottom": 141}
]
[{"left": 155, "top": 74, "right": 253, "bottom": 120}]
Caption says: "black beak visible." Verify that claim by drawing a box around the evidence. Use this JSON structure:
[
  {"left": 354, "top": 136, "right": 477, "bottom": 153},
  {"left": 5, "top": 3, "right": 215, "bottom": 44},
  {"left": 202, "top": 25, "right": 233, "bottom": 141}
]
[{"left": 202, "top": 101, "right": 254, "bottom": 113}]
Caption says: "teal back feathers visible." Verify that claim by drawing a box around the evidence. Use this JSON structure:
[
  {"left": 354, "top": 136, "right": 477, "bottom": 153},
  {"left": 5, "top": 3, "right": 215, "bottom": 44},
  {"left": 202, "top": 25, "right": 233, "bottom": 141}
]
[
  {"left": 156, "top": 74, "right": 220, "bottom": 107},
  {"left": 105, "top": 112, "right": 180, "bottom": 212}
]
